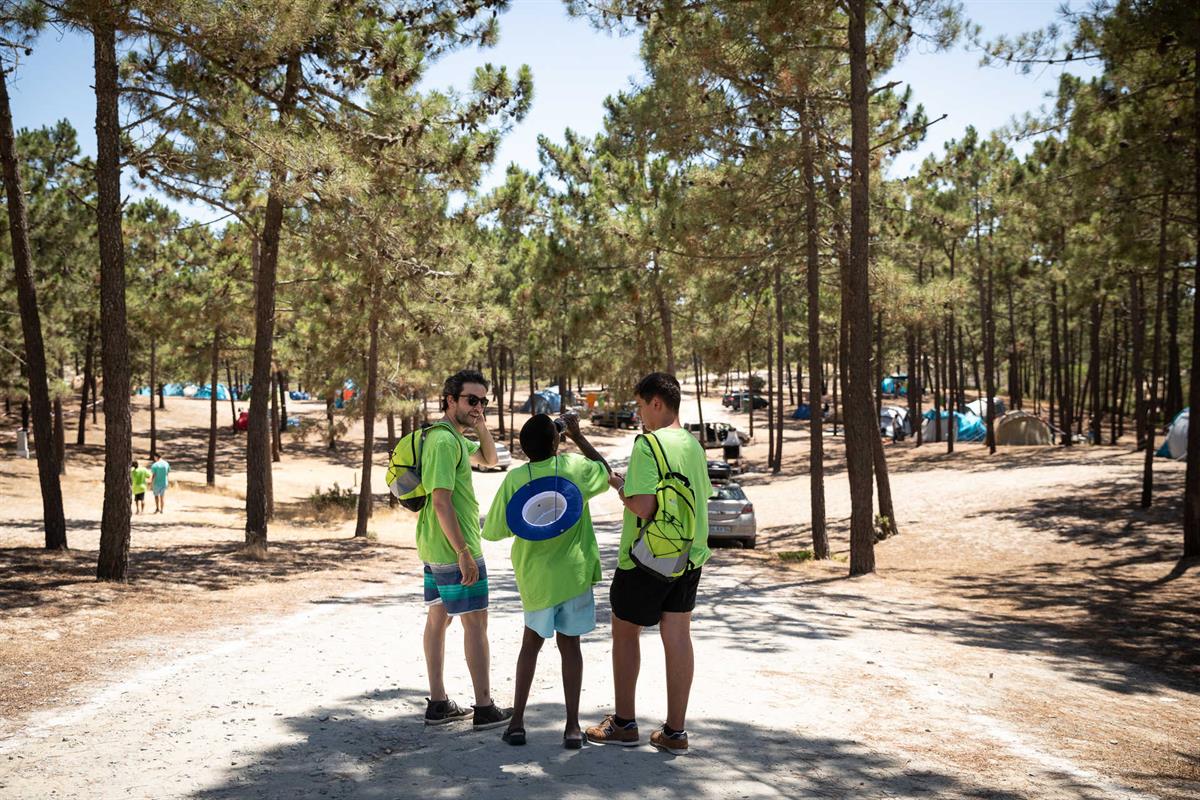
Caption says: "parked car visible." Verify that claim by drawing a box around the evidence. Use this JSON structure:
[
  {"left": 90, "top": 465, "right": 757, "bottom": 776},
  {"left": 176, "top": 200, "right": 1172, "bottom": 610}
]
[
  {"left": 725, "top": 391, "right": 768, "bottom": 411},
  {"left": 707, "top": 459, "right": 733, "bottom": 482},
  {"left": 471, "top": 441, "right": 512, "bottom": 472},
  {"left": 707, "top": 483, "right": 756, "bottom": 548},
  {"left": 592, "top": 402, "right": 641, "bottom": 429},
  {"left": 686, "top": 421, "right": 749, "bottom": 449}
]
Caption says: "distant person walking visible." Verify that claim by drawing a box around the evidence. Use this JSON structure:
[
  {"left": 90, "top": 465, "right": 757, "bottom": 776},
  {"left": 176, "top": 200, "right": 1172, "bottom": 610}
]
[
  {"left": 149, "top": 452, "right": 170, "bottom": 514},
  {"left": 418, "top": 369, "right": 512, "bottom": 732},
  {"left": 586, "top": 372, "right": 712, "bottom": 753},
  {"left": 130, "top": 460, "right": 151, "bottom": 515},
  {"left": 482, "top": 413, "right": 618, "bottom": 748}
]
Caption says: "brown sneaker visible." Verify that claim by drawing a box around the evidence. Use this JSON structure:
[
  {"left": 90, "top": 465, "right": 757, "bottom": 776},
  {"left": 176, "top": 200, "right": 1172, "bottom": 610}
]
[
  {"left": 585, "top": 714, "right": 639, "bottom": 747},
  {"left": 650, "top": 726, "right": 688, "bottom": 753}
]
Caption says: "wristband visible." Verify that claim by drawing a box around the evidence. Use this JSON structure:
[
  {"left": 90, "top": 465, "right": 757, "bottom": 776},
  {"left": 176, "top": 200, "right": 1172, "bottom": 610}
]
[{"left": 455, "top": 546, "right": 470, "bottom": 556}]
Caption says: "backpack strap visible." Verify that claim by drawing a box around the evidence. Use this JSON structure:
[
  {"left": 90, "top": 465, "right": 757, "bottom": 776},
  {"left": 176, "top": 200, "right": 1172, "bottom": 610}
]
[
  {"left": 418, "top": 421, "right": 465, "bottom": 472},
  {"left": 640, "top": 432, "right": 673, "bottom": 479}
]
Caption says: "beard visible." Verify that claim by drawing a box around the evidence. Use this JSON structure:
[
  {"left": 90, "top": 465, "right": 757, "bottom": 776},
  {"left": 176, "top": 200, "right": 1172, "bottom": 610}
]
[{"left": 453, "top": 406, "right": 478, "bottom": 429}]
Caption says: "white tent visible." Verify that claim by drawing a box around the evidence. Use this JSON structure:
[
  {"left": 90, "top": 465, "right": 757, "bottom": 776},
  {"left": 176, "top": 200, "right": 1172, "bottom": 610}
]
[
  {"left": 1165, "top": 409, "right": 1189, "bottom": 460},
  {"left": 965, "top": 397, "right": 1006, "bottom": 417},
  {"left": 995, "top": 411, "right": 1052, "bottom": 446},
  {"left": 879, "top": 405, "right": 910, "bottom": 439}
]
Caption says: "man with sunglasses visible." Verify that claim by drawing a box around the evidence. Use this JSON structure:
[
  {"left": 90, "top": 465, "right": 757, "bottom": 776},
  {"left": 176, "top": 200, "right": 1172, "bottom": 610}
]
[{"left": 418, "top": 369, "right": 512, "bottom": 731}]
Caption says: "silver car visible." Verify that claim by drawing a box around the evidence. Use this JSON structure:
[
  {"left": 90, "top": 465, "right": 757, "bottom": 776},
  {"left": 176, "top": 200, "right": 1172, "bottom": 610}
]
[
  {"left": 471, "top": 441, "right": 512, "bottom": 472},
  {"left": 707, "top": 483, "right": 756, "bottom": 548}
]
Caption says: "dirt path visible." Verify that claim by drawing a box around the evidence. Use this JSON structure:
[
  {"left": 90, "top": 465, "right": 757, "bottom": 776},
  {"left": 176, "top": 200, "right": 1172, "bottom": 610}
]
[{"left": 1, "top": 393, "right": 1197, "bottom": 798}]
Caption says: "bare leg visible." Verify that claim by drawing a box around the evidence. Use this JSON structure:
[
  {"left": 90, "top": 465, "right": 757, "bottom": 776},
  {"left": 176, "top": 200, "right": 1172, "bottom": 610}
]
[
  {"left": 460, "top": 609, "right": 492, "bottom": 707},
  {"left": 611, "top": 615, "right": 641, "bottom": 720},
  {"left": 557, "top": 633, "right": 583, "bottom": 737},
  {"left": 423, "top": 603, "right": 453, "bottom": 700},
  {"left": 509, "top": 627, "right": 544, "bottom": 731},
  {"left": 660, "top": 611, "right": 694, "bottom": 730}
]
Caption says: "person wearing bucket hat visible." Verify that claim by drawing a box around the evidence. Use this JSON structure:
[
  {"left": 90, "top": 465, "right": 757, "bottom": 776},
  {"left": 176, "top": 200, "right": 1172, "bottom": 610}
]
[{"left": 482, "top": 413, "right": 617, "bottom": 748}]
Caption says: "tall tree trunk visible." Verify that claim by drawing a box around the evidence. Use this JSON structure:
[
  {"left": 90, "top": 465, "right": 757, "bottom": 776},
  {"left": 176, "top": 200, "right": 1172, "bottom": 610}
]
[
  {"left": 278, "top": 370, "right": 288, "bottom": 435},
  {"left": 946, "top": 314, "right": 956, "bottom": 454},
  {"left": 93, "top": 20, "right": 131, "bottom": 577},
  {"left": 693, "top": 350, "right": 705, "bottom": 446},
  {"left": 766, "top": 333, "right": 775, "bottom": 469},
  {"left": 326, "top": 396, "right": 337, "bottom": 451},
  {"left": 270, "top": 371, "right": 281, "bottom": 463},
  {"left": 53, "top": 378, "right": 64, "bottom": 476},
  {"left": 356, "top": 288, "right": 381, "bottom": 538},
  {"left": 651, "top": 250, "right": 675, "bottom": 375},
  {"left": 245, "top": 53, "right": 300, "bottom": 549},
  {"left": 149, "top": 339, "right": 157, "bottom": 455},
  {"left": 1142, "top": 183, "right": 1170, "bottom": 508},
  {"left": 846, "top": 0, "right": 876, "bottom": 576},
  {"left": 77, "top": 322, "right": 94, "bottom": 446},
  {"left": 1165, "top": 263, "right": 1183, "bottom": 419},
  {"left": 774, "top": 257, "right": 785, "bottom": 473},
  {"left": 225, "top": 359, "right": 237, "bottom": 429},
  {"left": 1089, "top": 281, "right": 1103, "bottom": 445},
  {"left": 508, "top": 348, "right": 516, "bottom": 447},
  {"left": 1050, "top": 281, "right": 1061, "bottom": 442},
  {"left": 1184, "top": 46, "right": 1200, "bottom": 557},
  {"left": 803, "top": 109, "right": 827, "bottom": 558},
  {"left": 1184, "top": 45, "right": 1200, "bottom": 557},
  {"left": 207, "top": 329, "right": 219, "bottom": 486}
]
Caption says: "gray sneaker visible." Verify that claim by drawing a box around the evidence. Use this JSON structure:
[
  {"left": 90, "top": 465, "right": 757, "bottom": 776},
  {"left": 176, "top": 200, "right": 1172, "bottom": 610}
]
[
  {"left": 424, "top": 698, "right": 471, "bottom": 726},
  {"left": 472, "top": 702, "right": 514, "bottom": 731}
]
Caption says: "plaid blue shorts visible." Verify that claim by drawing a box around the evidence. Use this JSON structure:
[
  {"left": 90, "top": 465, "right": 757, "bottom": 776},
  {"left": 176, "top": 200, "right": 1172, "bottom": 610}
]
[{"left": 423, "top": 557, "right": 489, "bottom": 616}]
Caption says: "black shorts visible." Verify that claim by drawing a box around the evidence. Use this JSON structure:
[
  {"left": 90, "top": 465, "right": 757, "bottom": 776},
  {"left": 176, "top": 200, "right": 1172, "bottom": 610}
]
[
  {"left": 134, "top": 492, "right": 145, "bottom": 501},
  {"left": 609, "top": 566, "right": 702, "bottom": 627}
]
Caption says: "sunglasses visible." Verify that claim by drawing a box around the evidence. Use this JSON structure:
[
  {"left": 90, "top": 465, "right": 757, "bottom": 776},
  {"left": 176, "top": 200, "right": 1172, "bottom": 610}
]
[{"left": 457, "top": 394, "right": 489, "bottom": 408}]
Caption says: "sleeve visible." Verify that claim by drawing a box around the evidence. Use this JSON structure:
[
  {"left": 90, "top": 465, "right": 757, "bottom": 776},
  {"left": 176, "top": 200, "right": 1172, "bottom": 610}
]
[
  {"left": 481, "top": 477, "right": 513, "bottom": 541},
  {"left": 420, "top": 432, "right": 459, "bottom": 493},
  {"left": 464, "top": 438, "right": 481, "bottom": 456},
  {"left": 574, "top": 455, "right": 610, "bottom": 500},
  {"left": 624, "top": 437, "right": 658, "bottom": 498}
]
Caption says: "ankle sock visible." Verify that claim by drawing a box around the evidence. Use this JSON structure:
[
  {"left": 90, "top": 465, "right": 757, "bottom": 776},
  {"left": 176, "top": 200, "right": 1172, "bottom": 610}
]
[
  {"left": 614, "top": 715, "right": 636, "bottom": 728},
  {"left": 663, "top": 724, "right": 685, "bottom": 737}
]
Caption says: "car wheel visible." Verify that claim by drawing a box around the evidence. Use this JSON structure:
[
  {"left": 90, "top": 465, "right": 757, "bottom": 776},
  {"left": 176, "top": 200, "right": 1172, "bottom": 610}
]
[
  {"left": 499, "top": 465, "right": 509, "bottom": 471},
  {"left": 743, "top": 538, "right": 757, "bottom": 549}
]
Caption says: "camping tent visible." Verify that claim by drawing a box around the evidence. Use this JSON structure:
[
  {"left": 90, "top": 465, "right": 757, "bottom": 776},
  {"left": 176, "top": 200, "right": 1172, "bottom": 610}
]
[
  {"left": 182, "top": 384, "right": 200, "bottom": 397},
  {"left": 921, "top": 410, "right": 986, "bottom": 443},
  {"left": 880, "top": 374, "right": 908, "bottom": 397},
  {"left": 792, "top": 404, "right": 811, "bottom": 420},
  {"left": 965, "top": 397, "right": 1006, "bottom": 417},
  {"left": 521, "top": 389, "right": 561, "bottom": 414},
  {"left": 995, "top": 411, "right": 1052, "bottom": 446},
  {"left": 1161, "top": 408, "right": 1189, "bottom": 460},
  {"left": 194, "top": 383, "right": 230, "bottom": 401},
  {"left": 879, "top": 405, "right": 910, "bottom": 438}
]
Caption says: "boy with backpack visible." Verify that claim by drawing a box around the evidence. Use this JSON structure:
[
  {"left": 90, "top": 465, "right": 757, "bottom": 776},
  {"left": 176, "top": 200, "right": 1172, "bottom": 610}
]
[
  {"left": 387, "top": 369, "right": 512, "bottom": 732},
  {"left": 586, "top": 372, "right": 711, "bottom": 753},
  {"left": 482, "top": 413, "right": 617, "bottom": 748}
]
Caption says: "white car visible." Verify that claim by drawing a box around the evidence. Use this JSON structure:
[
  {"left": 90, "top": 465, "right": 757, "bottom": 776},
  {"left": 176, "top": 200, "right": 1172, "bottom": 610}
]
[{"left": 472, "top": 441, "right": 512, "bottom": 472}]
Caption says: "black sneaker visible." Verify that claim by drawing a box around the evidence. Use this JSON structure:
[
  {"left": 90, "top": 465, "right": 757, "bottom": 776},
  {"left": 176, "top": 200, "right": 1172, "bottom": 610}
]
[
  {"left": 472, "top": 702, "right": 514, "bottom": 731},
  {"left": 424, "top": 698, "right": 471, "bottom": 726}
]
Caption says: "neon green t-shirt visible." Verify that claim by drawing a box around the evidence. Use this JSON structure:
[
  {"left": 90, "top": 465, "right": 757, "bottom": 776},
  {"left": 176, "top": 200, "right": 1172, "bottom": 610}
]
[
  {"left": 414, "top": 423, "right": 482, "bottom": 565},
  {"left": 130, "top": 467, "right": 151, "bottom": 494},
  {"left": 618, "top": 426, "right": 712, "bottom": 571},
  {"left": 483, "top": 453, "right": 609, "bottom": 612}
]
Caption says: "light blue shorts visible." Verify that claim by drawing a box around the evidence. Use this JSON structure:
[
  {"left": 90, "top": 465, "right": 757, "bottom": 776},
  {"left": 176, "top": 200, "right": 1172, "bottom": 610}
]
[{"left": 524, "top": 589, "right": 596, "bottom": 639}]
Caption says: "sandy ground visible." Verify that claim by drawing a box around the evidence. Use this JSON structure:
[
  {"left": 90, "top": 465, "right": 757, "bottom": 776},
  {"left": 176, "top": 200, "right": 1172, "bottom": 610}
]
[{"left": 0, "top": 387, "right": 1197, "bottom": 799}]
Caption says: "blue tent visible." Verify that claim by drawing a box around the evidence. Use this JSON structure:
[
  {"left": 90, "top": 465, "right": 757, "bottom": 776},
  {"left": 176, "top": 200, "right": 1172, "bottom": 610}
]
[
  {"left": 922, "top": 410, "right": 986, "bottom": 443},
  {"left": 792, "top": 404, "right": 811, "bottom": 420},
  {"left": 162, "top": 383, "right": 185, "bottom": 397},
  {"left": 881, "top": 374, "right": 908, "bottom": 396},
  {"left": 195, "top": 383, "right": 231, "bottom": 401},
  {"left": 289, "top": 390, "right": 311, "bottom": 401},
  {"left": 136, "top": 386, "right": 152, "bottom": 396},
  {"left": 521, "top": 389, "right": 561, "bottom": 414}
]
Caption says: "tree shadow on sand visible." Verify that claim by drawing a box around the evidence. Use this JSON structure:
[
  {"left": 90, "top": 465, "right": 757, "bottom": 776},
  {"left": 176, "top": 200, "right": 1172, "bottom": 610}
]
[
  {"left": 186, "top": 689, "right": 1032, "bottom": 800},
  {"left": 0, "top": 538, "right": 413, "bottom": 615}
]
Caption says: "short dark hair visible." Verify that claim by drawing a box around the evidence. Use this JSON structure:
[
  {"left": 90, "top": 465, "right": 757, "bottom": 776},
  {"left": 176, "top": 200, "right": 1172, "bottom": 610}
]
[
  {"left": 131, "top": 460, "right": 138, "bottom": 468},
  {"left": 520, "top": 414, "right": 558, "bottom": 462},
  {"left": 441, "top": 369, "right": 489, "bottom": 411},
  {"left": 151, "top": 451, "right": 160, "bottom": 460},
  {"left": 634, "top": 372, "right": 681, "bottom": 413}
]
